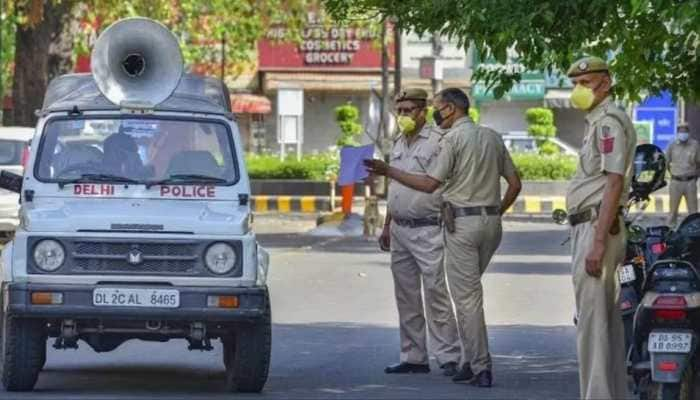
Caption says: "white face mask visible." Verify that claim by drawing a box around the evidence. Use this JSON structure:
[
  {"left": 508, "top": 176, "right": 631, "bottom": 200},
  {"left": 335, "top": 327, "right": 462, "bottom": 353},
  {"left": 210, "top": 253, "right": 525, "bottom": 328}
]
[{"left": 679, "top": 132, "right": 690, "bottom": 142}]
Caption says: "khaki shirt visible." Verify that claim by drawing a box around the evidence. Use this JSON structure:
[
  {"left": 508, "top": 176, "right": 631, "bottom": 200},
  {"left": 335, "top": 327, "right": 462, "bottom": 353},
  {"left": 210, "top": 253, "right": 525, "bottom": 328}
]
[
  {"left": 388, "top": 125, "right": 444, "bottom": 219},
  {"left": 566, "top": 97, "right": 637, "bottom": 213},
  {"left": 427, "top": 117, "right": 517, "bottom": 208},
  {"left": 666, "top": 139, "right": 700, "bottom": 177}
]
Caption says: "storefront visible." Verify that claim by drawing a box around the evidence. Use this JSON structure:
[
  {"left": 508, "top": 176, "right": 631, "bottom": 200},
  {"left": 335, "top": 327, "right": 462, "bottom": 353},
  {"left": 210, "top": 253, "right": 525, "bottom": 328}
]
[
  {"left": 230, "top": 94, "right": 272, "bottom": 153},
  {"left": 257, "top": 14, "right": 393, "bottom": 155},
  {"left": 472, "top": 68, "right": 546, "bottom": 134},
  {"left": 400, "top": 32, "right": 471, "bottom": 94},
  {"left": 471, "top": 52, "right": 584, "bottom": 149}
]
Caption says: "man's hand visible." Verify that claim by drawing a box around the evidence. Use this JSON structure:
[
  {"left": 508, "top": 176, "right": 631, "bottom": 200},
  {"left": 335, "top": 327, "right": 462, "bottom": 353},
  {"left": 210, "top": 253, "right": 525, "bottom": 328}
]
[
  {"left": 585, "top": 240, "right": 606, "bottom": 278},
  {"left": 379, "top": 224, "right": 391, "bottom": 252},
  {"left": 364, "top": 159, "right": 390, "bottom": 176}
]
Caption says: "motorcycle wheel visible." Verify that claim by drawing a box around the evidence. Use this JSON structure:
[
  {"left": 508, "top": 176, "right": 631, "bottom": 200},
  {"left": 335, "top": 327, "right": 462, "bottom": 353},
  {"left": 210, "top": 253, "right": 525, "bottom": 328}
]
[{"left": 641, "top": 365, "right": 696, "bottom": 400}]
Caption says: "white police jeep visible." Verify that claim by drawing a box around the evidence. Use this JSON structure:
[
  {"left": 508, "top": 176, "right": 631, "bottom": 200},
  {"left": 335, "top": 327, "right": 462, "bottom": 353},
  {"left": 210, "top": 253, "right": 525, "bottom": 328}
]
[{"left": 0, "top": 18, "right": 271, "bottom": 393}]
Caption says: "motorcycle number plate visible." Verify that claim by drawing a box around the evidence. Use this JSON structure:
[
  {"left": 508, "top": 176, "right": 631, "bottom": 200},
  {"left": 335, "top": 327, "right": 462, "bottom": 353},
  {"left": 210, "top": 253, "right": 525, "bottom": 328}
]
[
  {"left": 648, "top": 332, "right": 692, "bottom": 353},
  {"left": 618, "top": 264, "right": 636, "bottom": 284}
]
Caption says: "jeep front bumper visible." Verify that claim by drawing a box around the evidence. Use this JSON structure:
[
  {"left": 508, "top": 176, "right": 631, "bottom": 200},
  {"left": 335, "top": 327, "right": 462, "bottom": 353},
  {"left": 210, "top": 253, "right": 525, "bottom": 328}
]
[{"left": 4, "top": 282, "right": 268, "bottom": 322}]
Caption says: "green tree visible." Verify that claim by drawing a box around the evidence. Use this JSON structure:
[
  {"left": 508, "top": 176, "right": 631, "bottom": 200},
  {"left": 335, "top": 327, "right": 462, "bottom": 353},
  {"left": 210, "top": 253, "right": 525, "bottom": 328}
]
[
  {"left": 3, "top": 0, "right": 312, "bottom": 126},
  {"left": 335, "top": 102, "right": 363, "bottom": 147},
  {"left": 0, "top": 5, "right": 17, "bottom": 107},
  {"left": 525, "top": 107, "right": 558, "bottom": 155},
  {"left": 323, "top": 0, "right": 700, "bottom": 102}
]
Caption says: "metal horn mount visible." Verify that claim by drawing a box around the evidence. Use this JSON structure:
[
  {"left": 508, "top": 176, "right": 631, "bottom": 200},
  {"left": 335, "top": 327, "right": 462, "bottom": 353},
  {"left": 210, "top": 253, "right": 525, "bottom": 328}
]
[{"left": 91, "top": 17, "right": 183, "bottom": 108}]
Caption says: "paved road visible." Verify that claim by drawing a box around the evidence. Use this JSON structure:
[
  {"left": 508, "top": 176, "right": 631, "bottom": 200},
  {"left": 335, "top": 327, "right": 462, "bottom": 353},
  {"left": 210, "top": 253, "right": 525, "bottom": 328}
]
[{"left": 4, "top": 221, "right": 581, "bottom": 400}]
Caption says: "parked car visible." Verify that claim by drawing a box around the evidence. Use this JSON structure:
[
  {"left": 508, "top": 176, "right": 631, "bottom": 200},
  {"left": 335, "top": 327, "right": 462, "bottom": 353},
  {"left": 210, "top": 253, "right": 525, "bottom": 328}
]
[
  {"left": 0, "top": 126, "right": 34, "bottom": 239},
  {"left": 501, "top": 131, "right": 578, "bottom": 155}
]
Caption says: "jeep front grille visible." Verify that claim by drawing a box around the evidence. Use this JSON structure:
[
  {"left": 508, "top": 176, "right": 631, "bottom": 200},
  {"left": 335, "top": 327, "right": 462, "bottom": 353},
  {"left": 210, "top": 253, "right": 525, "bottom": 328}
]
[{"left": 71, "top": 240, "right": 199, "bottom": 275}]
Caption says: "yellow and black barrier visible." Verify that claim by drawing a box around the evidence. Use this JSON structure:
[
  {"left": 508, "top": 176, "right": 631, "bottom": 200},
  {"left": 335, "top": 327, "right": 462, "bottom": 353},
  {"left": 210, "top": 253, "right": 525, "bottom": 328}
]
[
  {"left": 251, "top": 195, "right": 698, "bottom": 214},
  {"left": 251, "top": 196, "right": 331, "bottom": 213},
  {"left": 505, "top": 195, "right": 697, "bottom": 215}
]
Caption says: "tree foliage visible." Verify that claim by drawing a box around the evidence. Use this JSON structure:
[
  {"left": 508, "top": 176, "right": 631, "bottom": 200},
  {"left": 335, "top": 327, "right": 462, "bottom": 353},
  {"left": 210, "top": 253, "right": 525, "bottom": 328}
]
[
  {"left": 2, "top": 0, "right": 313, "bottom": 125},
  {"left": 0, "top": 1, "right": 18, "bottom": 101},
  {"left": 335, "top": 102, "right": 363, "bottom": 147},
  {"left": 526, "top": 107, "right": 558, "bottom": 155},
  {"left": 5, "top": 0, "right": 312, "bottom": 76},
  {"left": 323, "top": 0, "right": 700, "bottom": 102}
]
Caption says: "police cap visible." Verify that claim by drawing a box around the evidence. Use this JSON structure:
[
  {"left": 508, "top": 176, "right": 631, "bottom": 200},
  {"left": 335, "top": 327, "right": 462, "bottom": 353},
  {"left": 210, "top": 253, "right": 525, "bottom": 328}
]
[
  {"left": 395, "top": 88, "right": 429, "bottom": 103},
  {"left": 567, "top": 56, "right": 609, "bottom": 78}
]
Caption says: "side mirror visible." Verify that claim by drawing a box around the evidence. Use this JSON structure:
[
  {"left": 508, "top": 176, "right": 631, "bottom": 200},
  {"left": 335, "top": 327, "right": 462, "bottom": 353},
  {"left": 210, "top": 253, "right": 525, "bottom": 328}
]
[
  {"left": 627, "top": 224, "right": 646, "bottom": 244},
  {"left": 0, "top": 170, "right": 23, "bottom": 194},
  {"left": 552, "top": 209, "right": 568, "bottom": 225}
]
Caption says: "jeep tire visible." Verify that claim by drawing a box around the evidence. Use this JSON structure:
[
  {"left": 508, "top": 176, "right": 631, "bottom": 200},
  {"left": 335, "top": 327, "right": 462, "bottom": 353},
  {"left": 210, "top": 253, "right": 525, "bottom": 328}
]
[
  {"left": 223, "top": 292, "right": 271, "bottom": 393},
  {"left": 0, "top": 309, "right": 46, "bottom": 391}
]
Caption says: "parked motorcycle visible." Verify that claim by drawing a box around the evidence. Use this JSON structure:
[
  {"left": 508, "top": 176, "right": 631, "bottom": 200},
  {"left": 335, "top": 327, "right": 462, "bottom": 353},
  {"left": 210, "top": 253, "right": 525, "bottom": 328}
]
[{"left": 630, "top": 212, "right": 700, "bottom": 400}]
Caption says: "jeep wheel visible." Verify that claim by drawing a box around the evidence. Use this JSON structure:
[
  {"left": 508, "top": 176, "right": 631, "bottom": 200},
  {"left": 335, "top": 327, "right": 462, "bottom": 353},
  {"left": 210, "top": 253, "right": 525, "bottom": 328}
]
[
  {"left": 223, "top": 294, "right": 271, "bottom": 393},
  {"left": 0, "top": 312, "right": 46, "bottom": 392}
]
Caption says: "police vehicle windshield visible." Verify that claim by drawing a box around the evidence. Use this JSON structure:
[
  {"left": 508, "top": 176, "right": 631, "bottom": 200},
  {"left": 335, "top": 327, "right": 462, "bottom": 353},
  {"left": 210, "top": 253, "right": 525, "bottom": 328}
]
[{"left": 35, "top": 118, "right": 238, "bottom": 186}]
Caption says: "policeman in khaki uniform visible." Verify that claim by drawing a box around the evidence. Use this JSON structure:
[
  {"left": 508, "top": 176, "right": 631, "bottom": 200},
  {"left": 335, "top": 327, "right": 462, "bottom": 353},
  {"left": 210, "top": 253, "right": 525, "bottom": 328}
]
[
  {"left": 565, "top": 56, "right": 637, "bottom": 400},
  {"left": 366, "top": 88, "right": 522, "bottom": 388},
  {"left": 380, "top": 88, "right": 461, "bottom": 377},
  {"left": 666, "top": 123, "right": 700, "bottom": 226}
]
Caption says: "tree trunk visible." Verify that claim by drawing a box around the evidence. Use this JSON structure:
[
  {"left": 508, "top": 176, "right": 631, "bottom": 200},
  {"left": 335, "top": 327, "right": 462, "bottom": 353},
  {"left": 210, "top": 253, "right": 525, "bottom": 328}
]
[{"left": 9, "top": 1, "right": 73, "bottom": 126}]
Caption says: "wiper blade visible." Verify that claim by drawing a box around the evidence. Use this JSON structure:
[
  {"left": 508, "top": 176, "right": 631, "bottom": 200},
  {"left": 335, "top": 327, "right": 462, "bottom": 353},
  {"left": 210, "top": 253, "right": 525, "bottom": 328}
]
[
  {"left": 58, "top": 173, "right": 139, "bottom": 188},
  {"left": 145, "top": 174, "right": 227, "bottom": 189}
]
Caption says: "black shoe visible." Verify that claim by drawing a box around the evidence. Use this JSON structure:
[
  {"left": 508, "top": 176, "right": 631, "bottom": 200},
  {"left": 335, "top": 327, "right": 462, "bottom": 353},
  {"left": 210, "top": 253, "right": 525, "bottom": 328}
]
[
  {"left": 384, "top": 362, "right": 430, "bottom": 374},
  {"left": 451, "top": 363, "right": 474, "bottom": 383},
  {"left": 441, "top": 362, "right": 459, "bottom": 377},
  {"left": 471, "top": 370, "right": 492, "bottom": 387}
]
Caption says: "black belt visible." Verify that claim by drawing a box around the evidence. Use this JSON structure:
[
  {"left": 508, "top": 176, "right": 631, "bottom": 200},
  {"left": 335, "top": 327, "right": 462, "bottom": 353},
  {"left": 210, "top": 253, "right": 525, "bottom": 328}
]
[
  {"left": 672, "top": 175, "right": 697, "bottom": 182},
  {"left": 569, "top": 207, "right": 597, "bottom": 227},
  {"left": 453, "top": 206, "right": 500, "bottom": 218},
  {"left": 569, "top": 205, "right": 623, "bottom": 227},
  {"left": 393, "top": 216, "right": 441, "bottom": 228}
]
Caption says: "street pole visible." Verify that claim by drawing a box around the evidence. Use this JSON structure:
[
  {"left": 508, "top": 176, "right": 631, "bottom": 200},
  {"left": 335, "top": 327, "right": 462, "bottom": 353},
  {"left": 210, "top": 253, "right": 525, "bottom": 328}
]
[
  {"left": 431, "top": 32, "right": 442, "bottom": 96},
  {"left": 394, "top": 22, "right": 402, "bottom": 95},
  {"left": 380, "top": 22, "right": 390, "bottom": 151},
  {"left": 379, "top": 20, "right": 391, "bottom": 197},
  {"left": 220, "top": 34, "right": 226, "bottom": 82}
]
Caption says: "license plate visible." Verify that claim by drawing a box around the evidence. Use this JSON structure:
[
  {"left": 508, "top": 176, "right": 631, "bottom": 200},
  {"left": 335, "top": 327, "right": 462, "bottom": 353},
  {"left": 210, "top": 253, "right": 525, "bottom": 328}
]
[
  {"left": 648, "top": 332, "right": 693, "bottom": 353},
  {"left": 93, "top": 288, "right": 180, "bottom": 308},
  {"left": 618, "top": 264, "right": 636, "bottom": 284}
]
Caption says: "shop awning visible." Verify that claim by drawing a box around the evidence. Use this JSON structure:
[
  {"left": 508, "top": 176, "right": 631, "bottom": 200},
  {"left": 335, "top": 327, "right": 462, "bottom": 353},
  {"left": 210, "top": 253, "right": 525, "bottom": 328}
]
[
  {"left": 544, "top": 89, "right": 573, "bottom": 108},
  {"left": 263, "top": 72, "right": 385, "bottom": 93},
  {"left": 230, "top": 94, "right": 272, "bottom": 114}
]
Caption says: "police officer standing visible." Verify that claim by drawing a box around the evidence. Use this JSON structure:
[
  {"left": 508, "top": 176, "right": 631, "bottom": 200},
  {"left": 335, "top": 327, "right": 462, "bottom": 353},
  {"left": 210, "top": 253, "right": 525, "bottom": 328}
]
[
  {"left": 666, "top": 123, "right": 700, "bottom": 227},
  {"left": 366, "top": 88, "right": 522, "bottom": 387},
  {"left": 565, "top": 56, "right": 637, "bottom": 400},
  {"left": 381, "top": 88, "right": 461, "bottom": 377}
]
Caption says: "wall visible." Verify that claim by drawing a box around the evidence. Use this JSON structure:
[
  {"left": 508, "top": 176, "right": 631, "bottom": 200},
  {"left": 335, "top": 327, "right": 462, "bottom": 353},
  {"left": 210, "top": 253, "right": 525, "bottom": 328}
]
[
  {"left": 553, "top": 108, "right": 586, "bottom": 148},
  {"left": 478, "top": 100, "right": 542, "bottom": 133},
  {"left": 401, "top": 32, "right": 470, "bottom": 80}
]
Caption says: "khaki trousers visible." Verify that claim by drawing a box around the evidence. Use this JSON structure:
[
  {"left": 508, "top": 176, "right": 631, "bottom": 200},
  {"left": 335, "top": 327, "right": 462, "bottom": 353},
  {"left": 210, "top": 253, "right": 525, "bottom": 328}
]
[
  {"left": 444, "top": 214, "right": 502, "bottom": 374},
  {"left": 390, "top": 222, "right": 461, "bottom": 366},
  {"left": 571, "top": 220, "right": 628, "bottom": 400},
  {"left": 669, "top": 178, "right": 698, "bottom": 227}
]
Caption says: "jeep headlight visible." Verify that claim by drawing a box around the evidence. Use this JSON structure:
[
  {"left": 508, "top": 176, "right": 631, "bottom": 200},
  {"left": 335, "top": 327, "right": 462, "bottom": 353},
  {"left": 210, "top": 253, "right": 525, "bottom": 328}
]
[
  {"left": 33, "top": 239, "right": 66, "bottom": 272},
  {"left": 205, "top": 242, "right": 236, "bottom": 274}
]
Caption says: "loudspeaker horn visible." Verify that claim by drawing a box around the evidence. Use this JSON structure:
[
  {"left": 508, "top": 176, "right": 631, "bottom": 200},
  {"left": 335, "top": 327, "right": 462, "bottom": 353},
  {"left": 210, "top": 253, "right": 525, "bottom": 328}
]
[{"left": 91, "top": 17, "right": 183, "bottom": 108}]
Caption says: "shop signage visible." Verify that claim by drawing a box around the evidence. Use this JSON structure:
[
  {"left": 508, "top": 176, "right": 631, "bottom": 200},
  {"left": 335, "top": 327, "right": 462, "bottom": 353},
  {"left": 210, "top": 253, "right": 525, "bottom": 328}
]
[
  {"left": 258, "top": 12, "right": 392, "bottom": 70},
  {"left": 634, "top": 91, "right": 677, "bottom": 150},
  {"left": 471, "top": 52, "right": 545, "bottom": 102}
]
